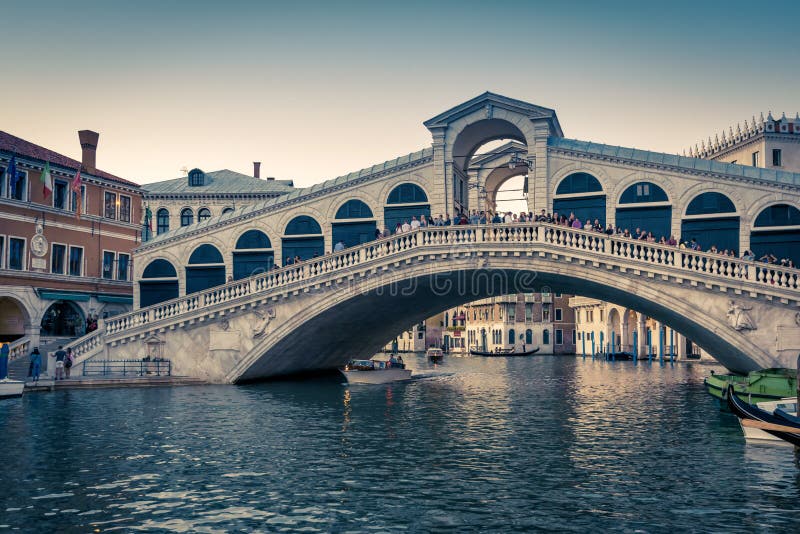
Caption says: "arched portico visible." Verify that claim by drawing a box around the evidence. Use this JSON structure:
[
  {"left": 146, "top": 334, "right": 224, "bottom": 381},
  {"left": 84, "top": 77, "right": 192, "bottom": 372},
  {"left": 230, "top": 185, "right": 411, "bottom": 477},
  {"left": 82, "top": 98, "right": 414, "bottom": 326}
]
[{"left": 0, "top": 296, "right": 32, "bottom": 342}]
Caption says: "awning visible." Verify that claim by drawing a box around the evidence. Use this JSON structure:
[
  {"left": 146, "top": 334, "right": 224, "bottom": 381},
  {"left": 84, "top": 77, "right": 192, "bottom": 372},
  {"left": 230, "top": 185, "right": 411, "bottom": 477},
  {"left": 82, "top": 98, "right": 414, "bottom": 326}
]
[
  {"left": 96, "top": 295, "right": 133, "bottom": 304},
  {"left": 38, "top": 290, "right": 91, "bottom": 302}
]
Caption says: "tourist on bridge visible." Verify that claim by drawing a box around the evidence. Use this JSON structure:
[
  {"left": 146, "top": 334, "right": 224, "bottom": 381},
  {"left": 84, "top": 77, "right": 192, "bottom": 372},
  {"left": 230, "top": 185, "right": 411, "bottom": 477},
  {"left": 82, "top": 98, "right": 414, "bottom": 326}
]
[
  {"left": 54, "top": 345, "right": 66, "bottom": 380},
  {"left": 375, "top": 228, "right": 382, "bottom": 240},
  {"left": 401, "top": 220, "right": 411, "bottom": 233},
  {"left": 394, "top": 222, "right": 403, "bottom": 233},
  {"left": 571, "top": 218, "right": 582, "bottom": 229},
  {"left": 491, "top": 212, "right": 502, "bottom": 223},
  {"left": 410, "top": 216, "right": 420, "bottom": 230},
  {"left": 690, "top": 238, "right": 701, "bottom": 251},
  {"left": 420, "top": 214, "right": 428, "bottom": 227},
  {"left": 479, "top": 211, "right": 487, "bottom": 224},
  {"left": 469, "top": 210, "right": 479, "bottom": 225},
  {"left": 741, "top": 250, "right": 755, "bottom": 261},
  {"left": 334, "top": 240, "right": 345, "bottom": 252},
  {"left": 29, "top": 348, "right": 41, "bottom": 383}
]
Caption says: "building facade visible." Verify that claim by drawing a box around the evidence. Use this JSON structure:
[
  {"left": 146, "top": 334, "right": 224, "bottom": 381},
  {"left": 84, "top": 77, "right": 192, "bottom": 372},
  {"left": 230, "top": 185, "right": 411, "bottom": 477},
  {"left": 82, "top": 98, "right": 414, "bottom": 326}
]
[{"left": 0, "top": 130, "right": 143, "bottom": 349}]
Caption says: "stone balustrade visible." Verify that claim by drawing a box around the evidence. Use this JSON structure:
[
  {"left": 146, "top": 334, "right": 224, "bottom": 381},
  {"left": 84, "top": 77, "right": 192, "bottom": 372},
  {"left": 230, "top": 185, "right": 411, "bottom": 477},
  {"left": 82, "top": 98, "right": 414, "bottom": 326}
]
[
  {"left": 8, "top": 336, "right": 30, "bottom": 361},
  {"left": 103, "top": 222, "right": 800, "bottom": 340}
]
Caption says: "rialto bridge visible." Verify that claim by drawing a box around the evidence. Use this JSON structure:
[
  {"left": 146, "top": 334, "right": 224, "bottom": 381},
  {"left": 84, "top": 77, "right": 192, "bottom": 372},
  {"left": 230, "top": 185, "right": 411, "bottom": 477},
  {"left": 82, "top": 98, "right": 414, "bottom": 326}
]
[{"left": 58, "top": 93, "right": 800, "bottom": 382}]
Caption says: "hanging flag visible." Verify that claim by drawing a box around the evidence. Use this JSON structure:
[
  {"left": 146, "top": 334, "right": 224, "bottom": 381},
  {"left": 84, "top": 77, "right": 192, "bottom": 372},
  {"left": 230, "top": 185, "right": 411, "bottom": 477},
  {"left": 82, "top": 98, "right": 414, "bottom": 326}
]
[
  {"left": 6, "top": 155, "right": 18, "bottom": 197},
  {"left": 71, "top": 167, "right": 82, "bottom": 220},
  {"left": 40, "top": 161, "right": 53, "bottom": 198}
]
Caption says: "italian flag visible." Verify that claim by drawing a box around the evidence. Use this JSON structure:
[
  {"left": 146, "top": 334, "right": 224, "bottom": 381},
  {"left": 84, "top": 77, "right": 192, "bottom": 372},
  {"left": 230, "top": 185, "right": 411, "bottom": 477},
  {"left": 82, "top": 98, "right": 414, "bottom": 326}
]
[{"left": 40, "top": 161, "right": 53, "bottom": 198}]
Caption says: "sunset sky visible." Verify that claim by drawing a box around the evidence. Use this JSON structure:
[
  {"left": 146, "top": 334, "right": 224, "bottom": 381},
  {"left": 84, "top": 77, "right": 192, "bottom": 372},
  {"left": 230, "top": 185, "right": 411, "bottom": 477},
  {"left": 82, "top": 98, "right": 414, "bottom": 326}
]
[{"left": 3, "top": 0, "right": 799, "bottom": 187}]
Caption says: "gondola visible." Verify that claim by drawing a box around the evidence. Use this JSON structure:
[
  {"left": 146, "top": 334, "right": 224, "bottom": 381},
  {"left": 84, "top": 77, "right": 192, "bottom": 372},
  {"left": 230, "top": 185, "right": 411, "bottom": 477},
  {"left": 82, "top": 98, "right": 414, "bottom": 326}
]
[
  {"left": 469, "top": 347, "right": 540, "bottom": 357},
  {"left": 725, "top": 385, "right": 800, "bottom": 446}
]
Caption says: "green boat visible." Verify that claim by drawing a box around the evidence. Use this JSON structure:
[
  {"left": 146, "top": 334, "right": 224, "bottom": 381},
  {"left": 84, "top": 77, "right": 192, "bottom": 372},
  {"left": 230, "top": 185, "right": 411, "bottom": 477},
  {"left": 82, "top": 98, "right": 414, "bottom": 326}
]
[{"left": 704, "top": 368, "right": 797, "bottom": 405}]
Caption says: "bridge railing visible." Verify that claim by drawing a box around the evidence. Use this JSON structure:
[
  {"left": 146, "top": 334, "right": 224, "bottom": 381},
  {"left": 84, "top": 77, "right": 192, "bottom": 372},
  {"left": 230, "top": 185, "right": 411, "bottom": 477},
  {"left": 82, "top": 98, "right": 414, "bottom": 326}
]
[
  {"left": 8, "top": 336, "right": 31, "bottom": 362},
  {"left": 103, "top": 222, "right": 800, "bottom": 337}
]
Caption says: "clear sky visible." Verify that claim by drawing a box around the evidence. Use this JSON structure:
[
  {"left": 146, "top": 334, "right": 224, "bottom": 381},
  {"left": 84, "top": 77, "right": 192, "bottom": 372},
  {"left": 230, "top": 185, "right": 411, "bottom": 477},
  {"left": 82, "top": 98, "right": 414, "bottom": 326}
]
[{"left": 3, "top": 0, "right": 799, "bottom": 187}]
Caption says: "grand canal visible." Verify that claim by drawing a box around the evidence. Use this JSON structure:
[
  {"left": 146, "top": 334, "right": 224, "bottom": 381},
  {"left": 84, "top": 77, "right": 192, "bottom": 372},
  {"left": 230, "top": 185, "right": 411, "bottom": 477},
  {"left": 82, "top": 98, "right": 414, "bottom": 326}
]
[{"left": 2, "top": 355, "right": 799, "bottom": 532}]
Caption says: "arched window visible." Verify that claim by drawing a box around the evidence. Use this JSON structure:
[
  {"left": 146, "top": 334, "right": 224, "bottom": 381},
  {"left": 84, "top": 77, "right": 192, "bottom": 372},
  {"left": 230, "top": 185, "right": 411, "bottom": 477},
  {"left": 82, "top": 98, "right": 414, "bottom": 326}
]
[
  {"left": 180, "top": 208, "right": 194, "bottom": 227},
  {"left": 336, "top": 199, "right": 374, "bottom": 219},
  {"left": 198, "top": 208, "right": 212, "bottom": 222},
  {"left": 188, "top": 168, "right": 205, "bottom": 187},
  {"left": 508, "top": 329, "right": 515, "bottom": 345},
  {"left": 553, "top": 172, "right": 606, "bottom": 225},
  {"left": 333, "top": 199, "right": 376, "bottom": 248},
  {"left": 156, "top": 208, "right": 170, "bottom": 235},
  {"left": 751, "top": 204, "right": 800, "bottom": 264},
  {"left": 222, "top": 207, "right": 235, "bottom": 215},
  {"left": 186, "top": 244, "right": 225, "bottom": 294},
  {"left": 543, "top": 329, "right": 550, "bottom": 345},
  {"left": 525, "top": 329, "right": 533, "bottom": 344},
  {"left": 139, "top": 259, "right": 179, "bottom": 307},
  {"left": 615, "top": 181, "right": 671, "bottom": 239},
  {"left": 283, "top": 216, "right": 323, "bottom": 262},
  {"left": 681, "top": 192, "right": 739, "bottom": 253},
  {"left": 233, "top": 230, "right": 274, "bottom": 279},
  {"left": 384, "top": 183, "right": 431, "bottom": 231}
]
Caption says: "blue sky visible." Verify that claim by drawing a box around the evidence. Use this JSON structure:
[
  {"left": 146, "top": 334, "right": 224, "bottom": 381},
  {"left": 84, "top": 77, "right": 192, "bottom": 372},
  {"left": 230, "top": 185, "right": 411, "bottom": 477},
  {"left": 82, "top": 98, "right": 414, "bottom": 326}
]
[{"left": 3, "top": 0, "right": 799, "bottom": 185}]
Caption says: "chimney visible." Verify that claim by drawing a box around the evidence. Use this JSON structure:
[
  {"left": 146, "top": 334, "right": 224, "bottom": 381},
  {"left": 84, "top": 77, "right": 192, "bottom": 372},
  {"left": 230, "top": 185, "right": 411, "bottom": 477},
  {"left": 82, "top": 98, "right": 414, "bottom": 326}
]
[
  {"left": 78, "top": 130, "right": 99, "bottom": 174},
  {"left": 253, "top": 161, "right": 261, "bottom": 179}
]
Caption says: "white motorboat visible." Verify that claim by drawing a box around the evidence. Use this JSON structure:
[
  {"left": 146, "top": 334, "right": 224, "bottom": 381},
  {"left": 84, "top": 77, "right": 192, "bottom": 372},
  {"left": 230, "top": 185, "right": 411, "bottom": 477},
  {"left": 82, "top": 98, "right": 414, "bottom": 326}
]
[
  {"left": 739, "top": 397, "right": 797, "bottom": 443},
  {"left": 0, "top": 378, "right": 25, "bottom": 399},
  {"left": 341, "top": 359, "right": 412, "bottom": 384},
  {"left": 426, "top": 347, "right": 444, "bottom": 361}
]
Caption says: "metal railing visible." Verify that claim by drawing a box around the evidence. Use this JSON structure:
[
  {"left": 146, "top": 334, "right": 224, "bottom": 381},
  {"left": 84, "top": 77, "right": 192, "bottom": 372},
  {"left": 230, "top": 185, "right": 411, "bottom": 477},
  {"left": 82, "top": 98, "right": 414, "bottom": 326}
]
[{"left": 82, "top": 359, "right": 171, "bottom": 377}]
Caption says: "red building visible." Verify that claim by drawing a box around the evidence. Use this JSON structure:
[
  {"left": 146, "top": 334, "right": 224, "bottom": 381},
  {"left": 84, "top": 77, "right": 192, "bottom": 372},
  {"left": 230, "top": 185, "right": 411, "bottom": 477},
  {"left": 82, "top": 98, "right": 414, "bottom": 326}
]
[{"left": 0, "top": 130, "right": 143, "bottom": 353}]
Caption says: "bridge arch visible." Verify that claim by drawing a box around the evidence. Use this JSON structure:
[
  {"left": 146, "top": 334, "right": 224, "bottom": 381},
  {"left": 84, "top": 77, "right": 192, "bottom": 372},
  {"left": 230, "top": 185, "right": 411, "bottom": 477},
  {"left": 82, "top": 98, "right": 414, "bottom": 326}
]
[
  {"left": 751, "top": 203, "right": 800, "bottom": 264},
  {"left": 552, "top": 171, "right": 606, "bottom": 225},
  {"left": 185, "top": 244, "right": 226, "bottom": 295},
  {"left": 282, "top": 215, "right": 324, "bottom": 262},
  {"left": 233, "top": 229, "right": 274, "bottom": 280},
  {"left": 139, "top": 258, "right": 179, "bottom": 307},
  {"left": 615, "top": 181, "right": 672, "bottom": 240},
  {"left": 331, "top": 199, "right": 377, "bottom": 248},
  {"left": 383, "top": 183, "right": 431, "bottom": 231}
]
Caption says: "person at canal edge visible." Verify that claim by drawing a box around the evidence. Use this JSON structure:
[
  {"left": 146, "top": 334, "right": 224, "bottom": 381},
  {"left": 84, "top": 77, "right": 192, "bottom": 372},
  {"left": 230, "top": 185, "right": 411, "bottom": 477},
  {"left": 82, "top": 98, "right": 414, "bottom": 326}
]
[
  {"left": 54, "top": 345, "right": 67, "bottom": 380},
  {"left": 64, "top": 347, "right": 75, "bottom": 378},
  {"left": 29, "top": 348, "right": 41, "bottom": 383},
  {"left": 0, "top": 342, "right": 9, "bottom": 380}
]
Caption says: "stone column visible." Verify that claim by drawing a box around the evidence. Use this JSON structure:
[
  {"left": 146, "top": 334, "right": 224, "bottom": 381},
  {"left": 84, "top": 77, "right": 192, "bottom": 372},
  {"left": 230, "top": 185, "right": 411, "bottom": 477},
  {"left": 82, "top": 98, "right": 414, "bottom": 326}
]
[
  {"left": 430, "top": 129, "right": 447, "bottom": 218},
  {"left": 529, "top": 120, "right": 550, "bottom": 214},
  {"left": 676, "top": 332, "right": 687, "bottom": 359},
  {"left": 637, "top": 313, "right": 648, "bottom": 356}
]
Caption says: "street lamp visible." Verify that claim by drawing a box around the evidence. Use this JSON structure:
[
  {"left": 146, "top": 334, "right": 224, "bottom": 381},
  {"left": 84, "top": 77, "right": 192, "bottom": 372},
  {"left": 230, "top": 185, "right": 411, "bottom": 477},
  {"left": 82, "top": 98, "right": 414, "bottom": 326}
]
[{"left": 508, "top": 153, "right": 534, "bottom": 170}]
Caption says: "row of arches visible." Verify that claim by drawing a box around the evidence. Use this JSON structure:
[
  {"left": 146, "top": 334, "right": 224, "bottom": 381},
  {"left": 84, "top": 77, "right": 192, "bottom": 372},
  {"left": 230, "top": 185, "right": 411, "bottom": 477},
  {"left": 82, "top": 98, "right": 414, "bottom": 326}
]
[
  {"left": 139, "top": 184, "right": 432, "bottom": 306},
  {"left": 553, "top": 172, "right": 800, "bottom": 262}
]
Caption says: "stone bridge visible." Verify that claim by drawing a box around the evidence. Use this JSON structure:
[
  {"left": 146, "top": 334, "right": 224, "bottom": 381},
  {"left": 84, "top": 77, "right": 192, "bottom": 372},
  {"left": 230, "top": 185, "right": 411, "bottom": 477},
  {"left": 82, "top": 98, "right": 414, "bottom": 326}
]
[
  {"left": 67, "top": 92, "right": 800, "bottom": 381},
  {"left": 68, "top": 223, "right": 800, "bottom": 382}
]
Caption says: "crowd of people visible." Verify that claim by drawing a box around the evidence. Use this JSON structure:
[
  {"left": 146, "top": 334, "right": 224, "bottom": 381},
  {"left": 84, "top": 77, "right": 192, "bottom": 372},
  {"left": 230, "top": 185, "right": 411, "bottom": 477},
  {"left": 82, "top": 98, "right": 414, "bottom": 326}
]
[{"left": 273, "top": 208, "right": 794, "bottom": 270}]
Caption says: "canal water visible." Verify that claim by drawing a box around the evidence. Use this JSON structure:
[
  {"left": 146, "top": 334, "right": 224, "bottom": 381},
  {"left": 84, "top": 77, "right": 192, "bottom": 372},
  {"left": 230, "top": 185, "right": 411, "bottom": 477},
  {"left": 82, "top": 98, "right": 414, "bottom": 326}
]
[{"left": 2, "top": 355, "right": 799, "bottom": 532}]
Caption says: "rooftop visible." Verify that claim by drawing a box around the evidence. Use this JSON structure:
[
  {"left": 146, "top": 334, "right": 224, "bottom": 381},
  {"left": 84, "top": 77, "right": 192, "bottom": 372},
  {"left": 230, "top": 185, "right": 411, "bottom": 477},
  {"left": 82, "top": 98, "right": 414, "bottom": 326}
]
[
  {"left": 143, "top": 169, "right": 295, "bottom": 195},
  {"left": 0, "top": 130, "right": 139, "bottom": 187}
]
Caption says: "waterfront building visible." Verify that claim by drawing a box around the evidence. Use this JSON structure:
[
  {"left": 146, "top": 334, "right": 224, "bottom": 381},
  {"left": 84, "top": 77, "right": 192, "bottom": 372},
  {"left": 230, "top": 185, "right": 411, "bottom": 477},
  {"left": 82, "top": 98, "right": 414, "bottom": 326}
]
[
  {"left": 142, "top": 162, "right": 294, "bottom": 241},
  {"left": 570, "top": 297, "right": 704, "bottom": 360},
  {"left": 0, "top": 130, "right": 143, "bottom": 349},
  {"left": 465, "top": 292, "right": 576, "bottom": 354},
  {"left": 383, "top": 322, "right": 426, "bottom": 353}
]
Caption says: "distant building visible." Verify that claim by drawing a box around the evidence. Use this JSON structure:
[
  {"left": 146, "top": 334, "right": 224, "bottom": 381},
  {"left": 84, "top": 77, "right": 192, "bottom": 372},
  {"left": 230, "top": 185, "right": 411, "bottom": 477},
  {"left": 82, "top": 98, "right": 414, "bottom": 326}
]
[
  {"left": 464, "top": 292, "right": 576, "bottom": 354},
  {"left": 688, "top": 111, "right": 800, "bottom": 172},
  {"left": 0, "top": 130, "right": 143, "bottom": 348},
  {"left": 384, "top": 322, "right": 426, "bottom": 353},
  {"left": 142, "top": 162, "right": 294, "bottom": 240}
]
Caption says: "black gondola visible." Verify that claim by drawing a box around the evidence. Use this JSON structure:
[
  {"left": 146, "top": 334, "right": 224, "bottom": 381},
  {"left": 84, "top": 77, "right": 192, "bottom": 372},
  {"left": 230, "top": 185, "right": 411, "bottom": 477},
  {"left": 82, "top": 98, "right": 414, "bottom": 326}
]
[
  {"left": 725, "top": 385, "right": 800, "bottom": 446},
  {"left": 469, "top": 347, "right": 540, "bottom": 357}
]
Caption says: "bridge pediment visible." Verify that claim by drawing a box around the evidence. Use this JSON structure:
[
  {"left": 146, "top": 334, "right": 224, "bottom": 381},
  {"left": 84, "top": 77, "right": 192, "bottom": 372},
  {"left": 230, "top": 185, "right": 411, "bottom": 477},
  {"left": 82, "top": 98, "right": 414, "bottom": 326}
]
[{"left": 424, "top": 92, "right": 563, "bottom": 137}]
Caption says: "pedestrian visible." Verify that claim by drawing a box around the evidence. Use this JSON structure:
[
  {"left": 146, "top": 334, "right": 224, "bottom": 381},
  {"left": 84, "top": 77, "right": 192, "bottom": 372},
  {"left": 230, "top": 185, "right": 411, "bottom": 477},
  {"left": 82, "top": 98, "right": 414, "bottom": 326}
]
[
  {"left": 0, "top": 342, "right": 9, "bottom": 380},
  {"left": 54, "top": 345, "right": 67, "bottom": 380},
  {"left": 65, "top": 347, "right": 75, "bottom": 379},
  {"left": 374, "top": 227, "right": 382, "bottom": 240},
  {"left": 30, "top": 347, "right": 42, "bottom": 383},
  {"left": 334, "top": 240, "right": 345, "bottom": 252},
  {"left": 410, "top": 216, "right": 420, "bottom": 230},
  {"left": 401, "top": 220, "right": 411, "bottom": 233}
]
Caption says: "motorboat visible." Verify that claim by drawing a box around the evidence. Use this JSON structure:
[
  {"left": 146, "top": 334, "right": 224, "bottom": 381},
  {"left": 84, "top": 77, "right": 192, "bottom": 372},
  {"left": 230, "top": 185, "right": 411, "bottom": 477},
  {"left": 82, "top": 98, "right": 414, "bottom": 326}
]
[
  {"left": 341, "top": 358, "right": 412, "bottom": 384},
  {"left": 704, "top": 368, "right": 797, "bottom": 405},
  {"left": 725, "top": 385, "right": 800, "bottom": 446},
  {"left": 0, "top": 378, "right": 24, "bottom": 399},
  {"left": 426, "top": 347, "right": 444, "bottom": 361},
  {"left": 469, "top": 347, "right": 540, "bottom": 357}
]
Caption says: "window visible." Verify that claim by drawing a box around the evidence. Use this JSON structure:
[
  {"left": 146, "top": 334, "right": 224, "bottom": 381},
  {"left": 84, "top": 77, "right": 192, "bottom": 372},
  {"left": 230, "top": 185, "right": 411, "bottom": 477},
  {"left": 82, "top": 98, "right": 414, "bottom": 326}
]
[
  {"left": 118, "top": 253, "right": 130, "bottom": 281},
  {"left": 525, "top": 305, "right": 532, "bottom": 322},
  {"left": 773, "top": 149, "right": 782, "bottom": 167},
  {"left": 0, "top": 236, "right": 4, "bottom": 269},
  {"left": 555, "top": 308, "right": 563, "bottom": 321},
  {"left": 1, "top": 167, "right": 27, "bottom": 201},
  {"left": 102, "top": 251, "right": 115, "bottom": 279},
  {"left": 543, "top": 329, "right": 550, "bottom": 345},
  {"left": 51, "top": 244, "right": 66, "bottom": 274},
  {"left": 8, "top": 237, "right": 25, "bottom": 270},
  {"left": 157, "top": 208, "right": 170, "bottom": 234},
  {"left": 752, "top": 151, "right": 760, "bottom": 167},
  {"left": 71, "top": 185, "right": 86, "bottom": 214},
  {"left": 555, "top": 329, "right": 563, "bottom": 345},
  {"left": 222, "top": 207, "right": 234, "bottom": 215},
  {"left": 189, "top": 169, "right": 205, "bottom": 186},
  {"left": 572, "top": 330, "right": 576, "bottom": 344},
  {"left": 68, "top": 246, "right": 83, "bottom": 276},
  {"left": 53, "top": 180, "right": 69, "bottom": 209},
  {"left": 554, "top": 293, "right": 562, "bottom": 298},
  {"left": 543, "top": 306, "right": 550, "bottom": 322},
  {"left": 198, "top": 208, "right": 212, "bottom": 222},
  {"left": 119, "top": 195, "right": 131, "bottom": 223},
  {"left": 636, "top": 183, "right": 650, "bottom": 197},
  {"left": 104, "top": 192, "right": 117, "bottom": 219},
  {"left": 508, "top": 329, "right": 515, "bottom": 345},
  {"left": 181, "top": 208, "right": 194, "bottom": 227}
]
